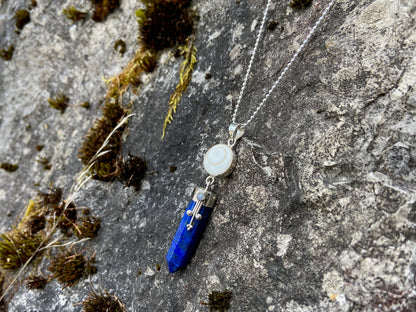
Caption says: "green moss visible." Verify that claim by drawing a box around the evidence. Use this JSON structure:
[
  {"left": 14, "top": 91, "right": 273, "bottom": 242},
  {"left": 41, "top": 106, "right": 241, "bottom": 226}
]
[
  {"left": 117, "top": 154, "right": 147, "bottom": 191},
  {"left": 56, "top": 202, "right": 78, "bottom": 236},
  {"left": 289, "top": 0, "right": 312, "bottom": 10},
  {"left": 25, "top": 275, "right": 48, "bottom": 289},
  {"left": 0, "top": 45, "right": 15, "bottom": 61},
  {"left": 14, "top": 9, "right": 31, "bottom": 30},
  {"left": 86, "top": 255, "right": 97, "bottom": 275},
  {"left": 130, "top": 51, "right": 157, "bottom": 77},
  {"left": 75, "top": 216, "right": 101, "bottom": 239},
  {"left": 48, "top": 93, "right": 69, "bottom": 113},
  {"left": 26, "top": 215, "right": 46, "bottom": 235},
  {"left": 29, "top": 0, "right": 38, "bottom": 10},
  {"left": 139, "top": 51, "right": 157, "bottom": 73},
  {"left": 0, "top": 163, "right": 18, "bottom": 172},
  {"left": 82, "top": 289, "right": 126, "bottom": 312},
  {"left": 136, "top": 0, "right": 194, "bottom": 52},
  {"left": 82, "top": 208, "right": 91, "bottom": 215},
  {"left": 267, "top": 21, "right": 278, "bottom": 31},
  {"left": 35, "top": 157, "right": 51, "bottom": 170},
  {"left": 78, "top": 101, "right": 128, "bottom": 181},
  {"left": 106, "top": 49, "right": 157, "bottom": 101},
  {"left": 35, "top": 145, "right": 44, "bottom": 152},
  {"left": 91, "top": 0, "right": 121, "bottom": 22},
  {"left": 201, "top": 290, "right": 233, "bottom": 312},
  {"left": 49, "top": 249, "right": 93, "bottom": 288},
  {"left": 81, "top": 101, "right": 90, "bottom": 109},
  {"left": 114, "top": 39, "right": 126, "bottom": 56},
  {"left": 36, "top": 187, "right": 62, "bottom": 211},
  {"left": 0, "top": 231, "right": 43, "bottom": 270},
  {"left": 63, "top": 6, "right": 88, "bottom": 21},
  {"left": 37, "top": 190, "right": 78, "bottom": 236},
  {"left": 161, "top": 42, "right": 197, "bottom": 138}
]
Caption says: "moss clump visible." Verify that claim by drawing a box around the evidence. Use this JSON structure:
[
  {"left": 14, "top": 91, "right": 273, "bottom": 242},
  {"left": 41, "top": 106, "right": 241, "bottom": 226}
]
[
  {"left": 82, "top": 289, "right": 126, "bottom": 312},
  {"left": 48, "top": 93, "right": 69, "bottom": 113},
  {"left": 136, "top": 0, "right": 194, "bottom": 52},
  {"left": 105, "top": 49, "right": 157, "bottom": 102},
  {"left": 78, "top": 101, "right": 128, "bottom": 181},
  {"left": 25, "top": 275, "right": 48, "bottom": 289},
  {"left": 54, "top": 202, "right": 78, "bottom": 236},
  {"left": 49, "top": 249, "right": 95, "bottom": 288},
  {"left": 0, "top": 45, "right": 15, "bottom": 61},
  {"left": 35, "top": 157, "right": 51, "bottom": 170},
  {"left": 35, "top": 145, "right": 44, "bottom": 152},
  {"left": 75, "top": 216, "right": 101, "bottom": 239},
  {"left": 104, "top": 0, "right": 200, "bottom": 107},
  {"left": 267, "top": 21, "right": 278, "bottom": 31},
  {"left": 37, "top": 189, "right": 90, "bottom": 237},
  {"left": 26, "top": 215, "right": 46, "bottom": 235},
  {"left": 135, "top": 0, "right": 197, "bottom": 139},
  {"left": 131, "top": 50, "right": 157, "bottom": 73},
  {"left": 35, "top": 188, "right": 78, "bottom": 236},
  {"left": 29, "top": 0, "right": 38, "bottom": 9},
  {"left": 289, "top": 0, "right": 312, "bottom": 10},
  {"left": 0, "top": 231, "right": 43, "bottom": 270},
  {"left": 63, "top": 6, "right": 88, "bottom": 21},
  {"left": 36, "top": 187, "right": 62, "bottom": 211},
  {"left": 0, "top": 199, "right": 52, "bottom": 271},
  {"left": 91, "top": 0, "right": 121, "bottom": 22},
  {"left": 117, "top": 154, "right": 147, "bottom": 191},
  {"left": 81, "top": 101, "right": 90, "bottom": 109},
  {"left": 201, "top": 290, "right": 233, "bottom": 312},
  {"left": 82, "top": 208, "right": 91, "bottom": 215},
  {"left": 14, "top": 9, "right": 31, "bottom": 30},
  {"left": 0, "top": 163, "right": 18, "bottom": 172},
  {"left": 114, "top": 39, "right": 126, "bottom": 56}
]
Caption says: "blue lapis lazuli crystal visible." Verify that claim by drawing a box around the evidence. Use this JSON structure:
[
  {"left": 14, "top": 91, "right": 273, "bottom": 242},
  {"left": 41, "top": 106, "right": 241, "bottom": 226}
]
[{"left": 166, "top": 200, "right": 213, "bottom": 273}]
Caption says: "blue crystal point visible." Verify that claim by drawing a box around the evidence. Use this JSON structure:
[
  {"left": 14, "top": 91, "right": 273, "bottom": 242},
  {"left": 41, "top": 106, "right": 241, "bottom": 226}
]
[
  {"left": 167, "top": 259, "right": 180, "bottom": 274},
  {"left": 166, "top": 188, "right": 215, "bottom": 273}
]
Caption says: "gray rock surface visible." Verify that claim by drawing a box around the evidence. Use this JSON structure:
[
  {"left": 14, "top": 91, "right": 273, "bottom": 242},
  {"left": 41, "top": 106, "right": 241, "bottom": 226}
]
[{"left": 1, "top": 0, "right": 416, "bottom": 311}]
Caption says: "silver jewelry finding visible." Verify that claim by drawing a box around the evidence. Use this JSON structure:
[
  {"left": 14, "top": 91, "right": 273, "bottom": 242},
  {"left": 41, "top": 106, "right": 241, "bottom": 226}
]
[{"left": 186, "top": 187, "right": 216, "bottom": 231}]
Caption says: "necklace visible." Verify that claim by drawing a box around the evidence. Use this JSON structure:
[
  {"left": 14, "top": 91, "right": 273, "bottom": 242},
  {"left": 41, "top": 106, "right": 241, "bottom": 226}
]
[{"left": 166, "top": 0, "right": 336, "bottom": 273}]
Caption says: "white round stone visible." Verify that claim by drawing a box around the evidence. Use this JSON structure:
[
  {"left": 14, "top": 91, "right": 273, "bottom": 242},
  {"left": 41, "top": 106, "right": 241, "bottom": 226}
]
[{"left": 203, "top": 144, "right": 235, "bottom": 177}]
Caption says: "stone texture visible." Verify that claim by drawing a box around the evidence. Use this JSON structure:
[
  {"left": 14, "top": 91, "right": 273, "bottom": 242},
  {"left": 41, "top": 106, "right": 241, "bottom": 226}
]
[{"left": 0, "top": 0, "right": 416, "bottom": 311}]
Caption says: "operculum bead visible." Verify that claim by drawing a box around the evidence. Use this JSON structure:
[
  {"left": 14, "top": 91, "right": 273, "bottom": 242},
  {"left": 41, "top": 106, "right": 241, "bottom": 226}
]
[{"left": 203, "top": 143, "right": 236, "bottom": 177}]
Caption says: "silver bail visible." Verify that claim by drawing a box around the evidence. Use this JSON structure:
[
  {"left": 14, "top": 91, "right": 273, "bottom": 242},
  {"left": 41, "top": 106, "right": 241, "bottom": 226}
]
[{"left": 229, "top": 123, "right": 245, "bottom": 142}]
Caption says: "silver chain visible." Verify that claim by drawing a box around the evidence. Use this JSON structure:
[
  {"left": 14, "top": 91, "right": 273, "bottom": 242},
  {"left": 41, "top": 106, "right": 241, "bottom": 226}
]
[{"left": 232, "top": 0, "right": 336, "bottom": 127}]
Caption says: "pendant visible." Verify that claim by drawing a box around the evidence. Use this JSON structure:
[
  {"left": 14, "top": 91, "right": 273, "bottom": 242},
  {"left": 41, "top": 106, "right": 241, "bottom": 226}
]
[
  {"left": 166, "top": 123, "right": 245, "bottom": 273},
  {"left": 166, "top": 185, "right": 216, "bottom": 273}
]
